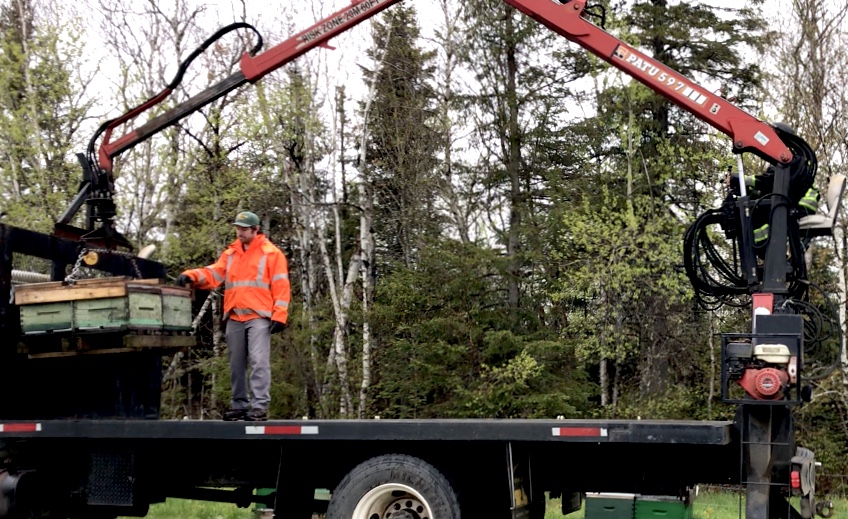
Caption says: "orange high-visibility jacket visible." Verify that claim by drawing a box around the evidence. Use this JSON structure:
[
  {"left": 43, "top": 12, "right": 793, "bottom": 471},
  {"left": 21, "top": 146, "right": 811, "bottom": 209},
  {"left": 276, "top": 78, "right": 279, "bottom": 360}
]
[{"left": 183, "top": 234, "right": 290, "bottom": 323}]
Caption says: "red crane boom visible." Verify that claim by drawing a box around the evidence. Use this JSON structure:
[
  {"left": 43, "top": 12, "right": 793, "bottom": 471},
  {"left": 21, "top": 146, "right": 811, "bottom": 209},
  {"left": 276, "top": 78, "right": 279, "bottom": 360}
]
[{"left": 504, "top": 0, "right": 793, "bottom": 165}]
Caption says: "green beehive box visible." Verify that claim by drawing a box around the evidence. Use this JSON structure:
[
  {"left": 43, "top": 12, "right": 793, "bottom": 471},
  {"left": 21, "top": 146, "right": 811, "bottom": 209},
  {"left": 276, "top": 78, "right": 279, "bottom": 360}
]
[
  {"left": 75, "top": 296, "right": 129, "bottom": 331},
  {"left": 634, "top": 495, "right": 691, "bottom": 519},
  {"left": 19, "top": 301, "right": 73, "bottom": 334},
  {"left": 126, "top": 288, "right": 164, "bottom": 329},
  {"left": 161, "top": 286, "right": 192, "bottom": 331},
  {"left": 15, "top": 278, "right": 178, "bottom": 334},
  {"left": 586, "top": 493, "right": 636, "bottom": 519}
]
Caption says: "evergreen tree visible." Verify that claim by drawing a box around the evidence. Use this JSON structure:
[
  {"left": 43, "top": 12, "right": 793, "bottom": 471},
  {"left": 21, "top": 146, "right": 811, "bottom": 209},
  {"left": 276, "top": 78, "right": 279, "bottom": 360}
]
[{"left": 361, "top": 5, "right": 439, "bottom": 267}]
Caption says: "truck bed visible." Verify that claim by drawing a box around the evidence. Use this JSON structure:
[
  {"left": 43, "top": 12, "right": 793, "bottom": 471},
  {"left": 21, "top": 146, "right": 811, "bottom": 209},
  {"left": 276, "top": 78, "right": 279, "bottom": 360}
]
[
  {"left": 0, "top": 418, "right": 734, "bottom": 443},
  {"left": 0, "top": 418, "right": 743, "bottom": 518}
]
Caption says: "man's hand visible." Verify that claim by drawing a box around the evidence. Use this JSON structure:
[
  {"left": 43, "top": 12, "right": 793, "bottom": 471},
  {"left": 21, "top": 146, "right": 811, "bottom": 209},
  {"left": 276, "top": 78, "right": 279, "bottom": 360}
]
[
  {"left": 269, "top": 321, "right": 286, "bottom": 334},
  {"left": 176, "top": 274, "right": 192, "bottom": 287}
]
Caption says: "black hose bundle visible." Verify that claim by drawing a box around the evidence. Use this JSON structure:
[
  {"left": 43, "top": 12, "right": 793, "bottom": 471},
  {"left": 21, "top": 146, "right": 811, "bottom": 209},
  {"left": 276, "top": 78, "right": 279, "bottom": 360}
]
[
  {"left": 683, "top": 206, "right": 750, "bottom": 310},
  {"left": 684, "top": 124, "right": 819, "bottom": 311}
]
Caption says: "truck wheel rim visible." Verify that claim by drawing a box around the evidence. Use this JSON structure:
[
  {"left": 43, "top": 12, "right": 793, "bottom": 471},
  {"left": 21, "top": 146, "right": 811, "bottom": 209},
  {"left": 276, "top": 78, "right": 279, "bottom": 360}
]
[{"left": 351, "top": 483, "right": 433, "bottom": 519}]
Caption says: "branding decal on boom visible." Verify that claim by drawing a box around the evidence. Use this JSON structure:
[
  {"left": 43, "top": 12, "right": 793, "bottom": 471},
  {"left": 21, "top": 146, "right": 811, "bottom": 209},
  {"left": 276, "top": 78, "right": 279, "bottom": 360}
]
[
  {"left": 612, "top": 45, "right": 708, "bottom": 107},
  {"left": 297, "top": 0, "right": 388, "bottom": 48}
]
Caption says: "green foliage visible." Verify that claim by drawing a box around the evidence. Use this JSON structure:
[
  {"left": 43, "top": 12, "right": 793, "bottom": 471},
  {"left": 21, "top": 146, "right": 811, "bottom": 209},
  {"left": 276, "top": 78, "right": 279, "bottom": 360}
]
[
  {"left": 552, "top": 180, "right": 695, "bottom": 387},
  {"left": 369, "top": 240, "right": 591, "bottom": 419},
  {"left": 0, "top": 3, "right": 91, "bottom": 232},
  {"left": 795, "top": 376, "right": 848, "bottom": 493},
  {"left": 625, "top": 0, "right": 770, "bottom": 139}
]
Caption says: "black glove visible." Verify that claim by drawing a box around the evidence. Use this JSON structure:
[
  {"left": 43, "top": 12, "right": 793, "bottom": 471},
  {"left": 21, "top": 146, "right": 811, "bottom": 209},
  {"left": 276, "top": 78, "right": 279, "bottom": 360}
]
[
  {"left": 269, "top": 321, "right": 286, "bottom": 334},
  {"left": 176, "top": 274, "right": 192, "bottom": 287}
]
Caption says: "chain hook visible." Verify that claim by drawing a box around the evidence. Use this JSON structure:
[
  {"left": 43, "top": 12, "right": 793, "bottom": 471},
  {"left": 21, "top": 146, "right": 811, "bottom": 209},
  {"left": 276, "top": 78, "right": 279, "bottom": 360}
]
[{"left": 64, "top": 247, "right": 144, "bottom": 285}]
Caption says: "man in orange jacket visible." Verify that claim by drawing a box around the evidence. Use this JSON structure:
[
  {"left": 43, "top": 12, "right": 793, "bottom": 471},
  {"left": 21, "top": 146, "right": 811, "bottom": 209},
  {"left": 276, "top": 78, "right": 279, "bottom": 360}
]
[{"left": 177, "top": 211, "right": 290, "bottom": 421}]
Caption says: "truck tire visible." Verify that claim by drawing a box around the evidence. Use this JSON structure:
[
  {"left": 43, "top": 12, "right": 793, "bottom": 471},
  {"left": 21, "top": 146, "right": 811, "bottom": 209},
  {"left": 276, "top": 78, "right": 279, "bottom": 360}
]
[{"left": 325, "top": 454, "right": 460, "bottom": 519}]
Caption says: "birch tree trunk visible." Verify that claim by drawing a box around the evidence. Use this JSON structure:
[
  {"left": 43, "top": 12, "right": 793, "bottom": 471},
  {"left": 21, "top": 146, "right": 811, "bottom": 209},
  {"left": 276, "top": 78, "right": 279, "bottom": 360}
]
[
  {"left": 317, "top": 215, "right": 359, "bottom": 417},
  {"left": 358, "top": 180, "right": 375, "bottom": 418},
  {"left": 351, "top": 14, "right": 394, "bottom": 418}
]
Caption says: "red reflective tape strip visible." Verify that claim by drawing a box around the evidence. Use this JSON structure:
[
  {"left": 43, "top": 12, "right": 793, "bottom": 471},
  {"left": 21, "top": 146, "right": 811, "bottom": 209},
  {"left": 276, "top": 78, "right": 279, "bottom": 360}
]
[
  {"left": 753, "top": 293, "right": 774, "bottom": 314},
  {"left": 552, "top": 427, "right": 607, "bottom": 437},
  {"left": 0, "top": 423, "right": 42, "bottom": 433},
  {"left": 245, "top": 425, "right": 319, "bottom": 435}
]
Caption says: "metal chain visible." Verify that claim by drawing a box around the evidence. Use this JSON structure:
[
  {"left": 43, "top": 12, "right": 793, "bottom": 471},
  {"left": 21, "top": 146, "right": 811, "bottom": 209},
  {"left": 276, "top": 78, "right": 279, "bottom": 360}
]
[
  {"left": 64, "top": 249, "right": 89, "bottom": 285},
  {"left": 64, "top": 247, "right": 144, "bottom": 285}
]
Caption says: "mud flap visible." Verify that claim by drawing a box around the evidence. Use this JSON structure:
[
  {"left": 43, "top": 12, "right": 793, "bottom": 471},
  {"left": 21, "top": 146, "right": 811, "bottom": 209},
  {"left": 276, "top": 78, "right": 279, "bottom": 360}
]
[{"left": 791, "top": 447, "right": 815, "bottom": 519}]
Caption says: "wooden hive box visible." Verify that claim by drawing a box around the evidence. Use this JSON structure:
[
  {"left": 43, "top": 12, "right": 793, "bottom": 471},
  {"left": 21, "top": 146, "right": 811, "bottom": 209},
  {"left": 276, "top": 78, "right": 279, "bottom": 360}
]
[
  {"left": 160, "top": 286, "right": 193, "bottom": 332},
  {"left": 16, "top": 277, "right": 193, "bottom": 335},
  {"left": 18, "top": 301, "right": 73, "bottom": 334}
]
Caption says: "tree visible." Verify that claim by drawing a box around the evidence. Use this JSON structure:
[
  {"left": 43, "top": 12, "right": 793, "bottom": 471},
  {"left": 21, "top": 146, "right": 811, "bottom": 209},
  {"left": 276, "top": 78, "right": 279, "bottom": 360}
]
[
  {"left": 362, "top": 5, "right": 439, "bottom": 268},
  {"left": 0, "top": 0, "right": 93, "bottom": 234},
  {"left": 95, "top": 0, "right": 213, "bottom": 251},
  {"left": 550, "top": 0, "right": 770, "bottom": 410},
  {"left": 460, "top": 0, "right": 592, "bottom": 320}
]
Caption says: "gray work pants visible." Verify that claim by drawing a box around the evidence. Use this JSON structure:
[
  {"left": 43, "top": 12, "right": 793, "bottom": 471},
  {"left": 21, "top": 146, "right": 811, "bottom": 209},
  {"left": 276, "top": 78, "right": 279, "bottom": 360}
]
[{"left": 225, "top": 318, "right": 271, "bottom": 411}]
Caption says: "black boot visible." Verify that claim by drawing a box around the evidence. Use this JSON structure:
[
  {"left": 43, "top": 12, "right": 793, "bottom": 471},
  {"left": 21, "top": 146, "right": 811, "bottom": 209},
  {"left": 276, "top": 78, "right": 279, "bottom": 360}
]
[
  {"left": 245, "top": 409, "right": 267, "bottom": 421},
  {"left": 223, "top": 409, "right": 247, "bottom": 421}
]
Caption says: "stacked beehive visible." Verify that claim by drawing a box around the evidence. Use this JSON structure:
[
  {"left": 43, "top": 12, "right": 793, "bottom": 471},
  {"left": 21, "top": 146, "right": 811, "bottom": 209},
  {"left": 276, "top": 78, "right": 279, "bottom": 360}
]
[{"left": 15, "top": 277, "right": 195, "bottom": 358}]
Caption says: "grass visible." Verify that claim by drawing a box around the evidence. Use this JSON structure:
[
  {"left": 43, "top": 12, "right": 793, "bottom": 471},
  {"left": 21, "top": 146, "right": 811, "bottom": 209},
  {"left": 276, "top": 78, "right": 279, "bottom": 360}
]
[
  {"left": 133, "top": 499, "right": 255, "bottom": 519},
  {"left": 128, "top": 491, "right": 847, "bottom": 518}
]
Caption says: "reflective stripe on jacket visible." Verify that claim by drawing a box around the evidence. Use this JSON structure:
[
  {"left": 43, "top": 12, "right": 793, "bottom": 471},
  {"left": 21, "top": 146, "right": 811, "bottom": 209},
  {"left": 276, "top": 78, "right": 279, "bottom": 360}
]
[
  {"left": 798, "top": 188, "right": 819, "bottom": 214},
  {"left": 753, "top": 224, "right": 769, "bottom": 244},
  {"left": 184, "top": 234, "right": 290, "bottom": 323}
]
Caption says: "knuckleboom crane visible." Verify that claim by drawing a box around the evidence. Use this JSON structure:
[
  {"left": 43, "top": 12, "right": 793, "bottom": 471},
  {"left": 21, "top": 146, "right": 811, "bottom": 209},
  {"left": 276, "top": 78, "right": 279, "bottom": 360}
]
[
  {"left": 505, "top": 3, "right": 833, "bottom": 519},
  {"left": 54, "top": 0, "right": 404, "bottom": 250},
  {"left": 56, "top": 1, "right": 835, "bottom": 518}
]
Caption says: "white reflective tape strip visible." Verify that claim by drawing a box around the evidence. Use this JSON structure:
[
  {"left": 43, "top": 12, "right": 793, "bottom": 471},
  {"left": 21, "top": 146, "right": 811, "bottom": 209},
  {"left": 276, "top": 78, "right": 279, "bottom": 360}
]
[
  {"left": 229, "top": 280, "right": 270, "bottom": 289},
  {"left": 301, "top": 426, "right": 319, "bottom": 435},
  {"left": 208, "top": 268, "right": 223, "bottom": 283},
  {"left": 245, "top": 426, "right": 266, "bottom": 435},
  {"left": 256, "top": 254, "right": 267, "bottom": 283},
  {"left": 231, "top": 308, "right": 273, "bottom": 318}
]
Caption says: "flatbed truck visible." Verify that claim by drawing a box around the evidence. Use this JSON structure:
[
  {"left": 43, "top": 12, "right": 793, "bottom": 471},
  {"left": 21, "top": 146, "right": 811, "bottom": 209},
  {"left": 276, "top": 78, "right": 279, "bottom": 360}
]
[
  {"left": 0, "top": 1, "right": 840, "bottom": 518},
  {"left": 1, "top": 416, "right": 742, "bottom": 518}
]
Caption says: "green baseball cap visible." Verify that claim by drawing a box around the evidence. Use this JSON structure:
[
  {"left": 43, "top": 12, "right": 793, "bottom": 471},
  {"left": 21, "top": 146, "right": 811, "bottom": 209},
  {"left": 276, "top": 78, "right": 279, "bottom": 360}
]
[{"left": 233, "top": 211, "right": 260, "bottom": 227}]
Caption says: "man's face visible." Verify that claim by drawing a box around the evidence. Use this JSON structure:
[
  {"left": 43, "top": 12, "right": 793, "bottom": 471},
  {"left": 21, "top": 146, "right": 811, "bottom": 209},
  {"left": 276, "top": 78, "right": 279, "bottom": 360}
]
[{"left": 235, "top": 225, "right": 258, "bottom": 245}]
